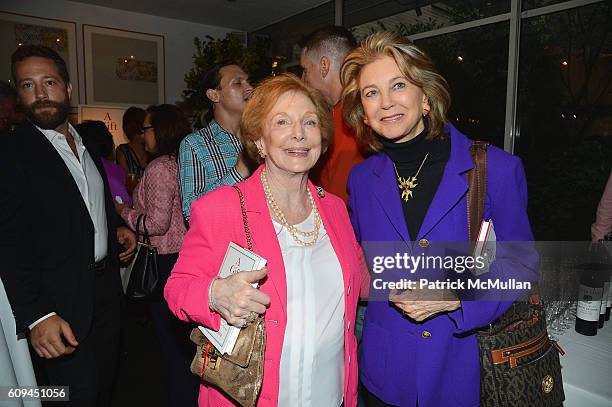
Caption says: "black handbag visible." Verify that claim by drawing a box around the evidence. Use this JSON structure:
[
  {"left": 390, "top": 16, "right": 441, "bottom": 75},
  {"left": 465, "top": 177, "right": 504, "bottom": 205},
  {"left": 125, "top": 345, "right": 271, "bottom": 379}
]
[
  {"left": 126, "top": 214, "right": 160, "bottom": 299},
  {"left": 468, "top": 142, "right": 565, "bottom": 407}
]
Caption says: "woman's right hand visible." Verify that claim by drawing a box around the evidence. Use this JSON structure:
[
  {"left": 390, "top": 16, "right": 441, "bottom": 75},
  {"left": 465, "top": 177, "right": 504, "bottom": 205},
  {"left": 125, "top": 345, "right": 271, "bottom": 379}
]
[{"left": 209, "top": 267, "right": 271, "bottom": 327}]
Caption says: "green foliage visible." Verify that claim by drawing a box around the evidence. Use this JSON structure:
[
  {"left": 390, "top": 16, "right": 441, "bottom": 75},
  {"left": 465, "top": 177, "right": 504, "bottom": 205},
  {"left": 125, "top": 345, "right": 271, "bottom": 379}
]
[{"left": 181, "top": 33, "right": 272, "bottom": 122}]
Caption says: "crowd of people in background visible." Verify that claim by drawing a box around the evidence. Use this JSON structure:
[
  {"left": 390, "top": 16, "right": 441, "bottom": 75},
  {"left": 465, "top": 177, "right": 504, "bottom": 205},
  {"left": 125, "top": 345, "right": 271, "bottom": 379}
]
[{"left": 0, "top": 22, "right": 609, "bottom": 407}]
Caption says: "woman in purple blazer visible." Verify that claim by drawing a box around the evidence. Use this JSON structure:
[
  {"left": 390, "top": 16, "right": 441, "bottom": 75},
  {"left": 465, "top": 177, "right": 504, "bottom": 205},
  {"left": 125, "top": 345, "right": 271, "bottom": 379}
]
[{"left": 340, "top": 32, "right": 538, "bottom": 406}]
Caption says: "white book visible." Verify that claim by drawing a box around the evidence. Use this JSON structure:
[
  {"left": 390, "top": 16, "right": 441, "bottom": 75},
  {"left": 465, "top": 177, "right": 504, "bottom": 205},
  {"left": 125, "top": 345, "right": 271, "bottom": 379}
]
[
  {"left": 198, "top": 242, "right": 267, "bottom": 355},
  {"left": 471, "top": 219, "right": 496, "bottom": 276}
]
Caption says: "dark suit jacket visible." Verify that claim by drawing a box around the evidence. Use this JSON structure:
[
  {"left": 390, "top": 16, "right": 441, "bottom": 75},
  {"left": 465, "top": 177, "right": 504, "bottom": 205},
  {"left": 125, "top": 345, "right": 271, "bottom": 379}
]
[{"left": 0, "top": 120, "right": 123, "bottom": 340}]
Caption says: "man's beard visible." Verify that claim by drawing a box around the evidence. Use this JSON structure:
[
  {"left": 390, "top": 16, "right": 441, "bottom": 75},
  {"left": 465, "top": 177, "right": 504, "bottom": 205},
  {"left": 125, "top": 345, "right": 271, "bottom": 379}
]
[{"left": 25, "top": 99, "right": 70, "bottom": 130}]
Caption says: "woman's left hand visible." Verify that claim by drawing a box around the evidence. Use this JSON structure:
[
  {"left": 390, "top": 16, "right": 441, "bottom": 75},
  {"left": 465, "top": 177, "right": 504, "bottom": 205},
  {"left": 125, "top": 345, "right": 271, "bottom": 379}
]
[{"left": 389, "top": 288, "right": 460, "bottom": 321}]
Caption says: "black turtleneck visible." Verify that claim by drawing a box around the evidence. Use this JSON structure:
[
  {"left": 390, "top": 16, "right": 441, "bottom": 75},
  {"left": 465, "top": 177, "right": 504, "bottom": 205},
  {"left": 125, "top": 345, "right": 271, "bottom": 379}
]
[{"left": 379, "top": 121, "right": 451, "bottom": 240}]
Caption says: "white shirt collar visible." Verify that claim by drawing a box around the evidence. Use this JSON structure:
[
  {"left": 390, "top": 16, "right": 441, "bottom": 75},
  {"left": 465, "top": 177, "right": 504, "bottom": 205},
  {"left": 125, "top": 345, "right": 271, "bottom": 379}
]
[{"left": 36, "top": 122, "right": 83, "bottom": 146}]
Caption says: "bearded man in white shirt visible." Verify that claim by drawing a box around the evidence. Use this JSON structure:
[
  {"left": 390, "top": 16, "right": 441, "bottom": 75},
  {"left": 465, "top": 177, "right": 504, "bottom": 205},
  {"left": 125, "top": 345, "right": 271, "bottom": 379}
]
[{"left": 0, "top": 45, "right": 136, "bottom": 407}]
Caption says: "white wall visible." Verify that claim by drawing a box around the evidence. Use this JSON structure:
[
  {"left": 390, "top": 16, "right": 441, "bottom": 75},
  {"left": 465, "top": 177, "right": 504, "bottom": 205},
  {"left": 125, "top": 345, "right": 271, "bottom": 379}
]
[{"left": 1, "top": 0, "right": 233, "bottom": 104}]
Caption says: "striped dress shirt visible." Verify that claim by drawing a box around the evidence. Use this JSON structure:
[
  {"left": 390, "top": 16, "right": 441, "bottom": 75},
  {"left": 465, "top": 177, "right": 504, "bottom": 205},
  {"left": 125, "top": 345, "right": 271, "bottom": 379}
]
[{"left": 178, "top": 120, "right": 244, "bottom": 221}]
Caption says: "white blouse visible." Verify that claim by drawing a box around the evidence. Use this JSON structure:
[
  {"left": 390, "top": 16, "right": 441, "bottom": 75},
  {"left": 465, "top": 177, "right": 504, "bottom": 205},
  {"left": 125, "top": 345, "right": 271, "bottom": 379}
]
[{"left": 275, "top": 211, "right": 345, "bottom": 407}]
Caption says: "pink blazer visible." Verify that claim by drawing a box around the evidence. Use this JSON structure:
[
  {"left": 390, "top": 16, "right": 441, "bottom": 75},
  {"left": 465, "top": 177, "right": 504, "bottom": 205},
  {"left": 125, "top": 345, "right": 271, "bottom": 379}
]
[{"left": 164, "top": 165, "right": 365, "bottom": 407}]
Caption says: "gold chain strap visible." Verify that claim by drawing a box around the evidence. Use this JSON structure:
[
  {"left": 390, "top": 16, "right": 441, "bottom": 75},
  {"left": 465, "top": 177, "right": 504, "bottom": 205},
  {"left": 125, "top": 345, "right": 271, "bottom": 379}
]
[{"left": 232, "top": 185, "right": 253, "bottom": 251}]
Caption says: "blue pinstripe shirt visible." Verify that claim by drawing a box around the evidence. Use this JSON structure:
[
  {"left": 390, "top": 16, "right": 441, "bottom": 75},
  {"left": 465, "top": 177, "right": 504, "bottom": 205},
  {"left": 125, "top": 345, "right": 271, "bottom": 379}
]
[{"left": 178, "top": 120, "right": 244, "bottom": 221}]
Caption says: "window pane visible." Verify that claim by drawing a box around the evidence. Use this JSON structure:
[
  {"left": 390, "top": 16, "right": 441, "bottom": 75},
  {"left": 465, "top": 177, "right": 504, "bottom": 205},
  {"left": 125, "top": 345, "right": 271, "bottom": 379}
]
[
  {"left": 253, "top": 2, "right": 335, "bottom": 68},
  {"left": 516, "top": 2, "right": 612, "bottom": 240},
  {"left": 415, "top": 22, "right": 509, "bottom": 147},
  {"left": 351, "top": 0, "right": 509, "bottom": 40},
  {"left": 523, "top": 0, "right": 572, "bottom": 11}
]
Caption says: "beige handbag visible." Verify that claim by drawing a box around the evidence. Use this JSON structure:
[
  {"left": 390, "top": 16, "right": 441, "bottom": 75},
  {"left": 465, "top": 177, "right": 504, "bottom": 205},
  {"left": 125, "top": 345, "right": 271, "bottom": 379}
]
[{"left": 189, "top": 185, "right": 266, "bottom": 407}]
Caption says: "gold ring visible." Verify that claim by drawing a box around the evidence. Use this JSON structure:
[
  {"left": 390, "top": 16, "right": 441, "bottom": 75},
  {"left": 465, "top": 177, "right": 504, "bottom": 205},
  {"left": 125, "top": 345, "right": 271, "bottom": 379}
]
[{"left": 244, "top": 311, "right": 258, "bottom": 326}]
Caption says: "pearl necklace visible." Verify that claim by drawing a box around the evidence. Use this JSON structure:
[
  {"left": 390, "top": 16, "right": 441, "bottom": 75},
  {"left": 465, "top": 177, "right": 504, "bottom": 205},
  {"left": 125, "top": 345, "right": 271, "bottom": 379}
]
[{"left": 260, "top": 170, "right": 321, "bottom": 247}]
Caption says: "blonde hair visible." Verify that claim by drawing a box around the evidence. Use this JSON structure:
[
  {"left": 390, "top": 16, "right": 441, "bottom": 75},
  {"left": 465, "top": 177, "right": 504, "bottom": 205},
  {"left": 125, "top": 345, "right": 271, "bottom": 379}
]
[
  {"left": 240, "top": 73, "right": 333, "bottom": 163},
  {"left": 340, "top": 31, "right": 451, "bottom": 152}
]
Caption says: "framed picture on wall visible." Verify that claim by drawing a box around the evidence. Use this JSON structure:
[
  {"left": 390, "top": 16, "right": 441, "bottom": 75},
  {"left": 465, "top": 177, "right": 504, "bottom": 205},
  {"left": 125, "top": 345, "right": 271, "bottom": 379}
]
[
  {"left": 83, "top": 25, "right": 165, "bottom": 106},
  {"left": 0, "top": 12, "right": 79, "bottom": 108}
]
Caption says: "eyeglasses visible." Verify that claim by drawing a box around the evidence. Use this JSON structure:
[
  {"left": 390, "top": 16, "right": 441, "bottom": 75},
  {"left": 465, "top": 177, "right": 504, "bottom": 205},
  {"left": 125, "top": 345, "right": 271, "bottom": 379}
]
[{"left": 141, "top": 125, "right": 154, "bottom": 132}]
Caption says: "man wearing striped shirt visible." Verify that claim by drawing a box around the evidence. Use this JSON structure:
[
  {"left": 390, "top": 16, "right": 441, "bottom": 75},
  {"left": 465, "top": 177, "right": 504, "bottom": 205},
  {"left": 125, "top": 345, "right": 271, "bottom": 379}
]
[{"left": 179, "top": 62, "right": 253, "bottom": 221}]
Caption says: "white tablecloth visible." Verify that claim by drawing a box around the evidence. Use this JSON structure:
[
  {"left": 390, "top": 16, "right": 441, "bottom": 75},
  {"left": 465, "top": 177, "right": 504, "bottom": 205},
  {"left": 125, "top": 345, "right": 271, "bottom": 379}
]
[{"left": 559, "top": 319, "right": 612, "bottom": 406}]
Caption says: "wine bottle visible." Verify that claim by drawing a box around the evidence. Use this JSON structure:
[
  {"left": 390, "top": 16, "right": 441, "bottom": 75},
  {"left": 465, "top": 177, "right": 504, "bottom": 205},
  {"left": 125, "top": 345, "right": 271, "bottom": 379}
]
[
  {"left": 599, "top": 277, "right": 610, "bottom": 328},
  {"left": 604, "top": 233, "right": 612, "bottom": 321},
  {"left": 596, "top": 238, "right": 612, "bottom": 324},
  {"left": 604, "top": 275, "right": 612, "bottom": 321},
  {"left": 575, "top": 263, "right": 604, "bottom": 336}
]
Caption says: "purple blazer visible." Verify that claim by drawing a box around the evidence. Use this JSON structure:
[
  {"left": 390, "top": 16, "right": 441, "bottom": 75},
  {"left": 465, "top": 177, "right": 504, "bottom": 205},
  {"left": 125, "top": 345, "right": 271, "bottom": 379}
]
[{"left": 348, "top": 124, "right": 538, "bottom": 406}]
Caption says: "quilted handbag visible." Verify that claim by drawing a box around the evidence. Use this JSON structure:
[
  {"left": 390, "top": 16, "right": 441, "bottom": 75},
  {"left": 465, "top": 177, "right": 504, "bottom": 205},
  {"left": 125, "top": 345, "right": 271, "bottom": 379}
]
[{"left": 468, "top": 142, "right": 565, "bottom": 407}]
